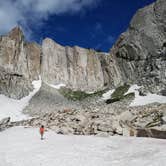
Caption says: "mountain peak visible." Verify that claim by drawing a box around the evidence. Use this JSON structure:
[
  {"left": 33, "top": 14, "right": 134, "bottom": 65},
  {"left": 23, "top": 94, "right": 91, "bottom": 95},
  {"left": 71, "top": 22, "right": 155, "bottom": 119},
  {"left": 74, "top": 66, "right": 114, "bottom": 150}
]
[{"left": 8, "top": 26, "right": 24, "bottom": 41}]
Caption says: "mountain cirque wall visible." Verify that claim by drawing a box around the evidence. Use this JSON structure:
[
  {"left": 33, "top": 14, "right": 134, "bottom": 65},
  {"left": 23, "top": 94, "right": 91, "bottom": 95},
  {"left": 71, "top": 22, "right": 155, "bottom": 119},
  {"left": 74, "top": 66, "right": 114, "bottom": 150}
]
[
  {"left": 0, "top": 27, "right": 41, "bottom": 99},
  {"left": 111, "top": 0, "right": 166, "bottom": 94},
  {"left": 41, "top": 38, "right": 122, "bottom": 92},
  {"left": 41, "top": 0, "right": 166, "bottom": 94},
  {"left": 0, "top": 0, "right": 166, "bottom": 99},
  {"left": 0, "top": 28, "right": 122, "bottom": 99}
]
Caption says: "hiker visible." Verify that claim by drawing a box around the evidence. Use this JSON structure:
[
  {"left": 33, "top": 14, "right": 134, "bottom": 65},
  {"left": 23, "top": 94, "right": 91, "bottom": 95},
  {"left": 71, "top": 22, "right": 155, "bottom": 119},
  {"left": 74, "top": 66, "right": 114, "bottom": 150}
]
[{"left": 40, "top": 125, "right": 45, "bottom": 140}]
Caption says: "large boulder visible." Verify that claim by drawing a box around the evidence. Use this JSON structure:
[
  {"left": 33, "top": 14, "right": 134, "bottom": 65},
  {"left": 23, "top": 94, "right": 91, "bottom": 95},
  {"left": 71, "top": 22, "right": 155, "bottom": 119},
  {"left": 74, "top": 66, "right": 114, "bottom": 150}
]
[
  {"left": 136, "top": 128, "right": 166, "bottom": 139},
  {"left": 0, "top": 117, "right": 10, "bottom": 131}
]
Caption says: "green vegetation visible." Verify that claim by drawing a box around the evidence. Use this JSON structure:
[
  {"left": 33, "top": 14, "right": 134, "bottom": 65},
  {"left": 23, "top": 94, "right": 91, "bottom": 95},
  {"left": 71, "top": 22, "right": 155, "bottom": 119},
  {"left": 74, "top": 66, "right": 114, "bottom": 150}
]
[
  {"left": 106, "top": 84, "right": 135, "bottom": 104},
  {"left": 111, "top": 84, "right": 130, "bottom": 99},
  {"left": 59, "top": 87, "right": 107, "bottom": 101},
  {"left": 123, "top": 92, "right": 135, "bottom": 99}
]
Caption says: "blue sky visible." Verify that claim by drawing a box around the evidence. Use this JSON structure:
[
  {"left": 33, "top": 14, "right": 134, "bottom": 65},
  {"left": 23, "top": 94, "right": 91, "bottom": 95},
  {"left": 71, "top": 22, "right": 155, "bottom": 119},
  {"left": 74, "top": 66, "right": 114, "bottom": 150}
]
[{"left": 0, "top": 0, "right": 156, "bottom": 52}]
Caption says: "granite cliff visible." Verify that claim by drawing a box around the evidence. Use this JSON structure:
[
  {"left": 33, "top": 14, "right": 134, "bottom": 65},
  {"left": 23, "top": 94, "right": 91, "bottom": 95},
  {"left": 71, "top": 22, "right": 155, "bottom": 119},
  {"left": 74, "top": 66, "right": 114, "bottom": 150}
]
[
  {"left": 41, "top": 38, "right": 121, "bottom": 92},
  {"left": 111, "top": 0, "right": 166, "bottom": 94},
  {"left": 0, "top": 28, "right": 122, "bottom": 99},
  {"left": 0, "top": 27, "right": 41, "bottom": 99},
  {"left": 0, "top": 0, "right": 165, "bottom": 99}
]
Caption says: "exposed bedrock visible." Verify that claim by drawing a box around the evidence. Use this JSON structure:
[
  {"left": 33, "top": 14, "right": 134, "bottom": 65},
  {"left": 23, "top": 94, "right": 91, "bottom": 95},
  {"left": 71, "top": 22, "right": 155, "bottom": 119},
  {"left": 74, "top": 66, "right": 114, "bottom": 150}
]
[
  {"left": 0, "top": 27, "right": 41, "bottom": 99},
  {"left": 41, "top": 38, "right": 122, "bottom": 92},
  {"left": 111, "top": 0, "right": 166, "bottom": 94}
]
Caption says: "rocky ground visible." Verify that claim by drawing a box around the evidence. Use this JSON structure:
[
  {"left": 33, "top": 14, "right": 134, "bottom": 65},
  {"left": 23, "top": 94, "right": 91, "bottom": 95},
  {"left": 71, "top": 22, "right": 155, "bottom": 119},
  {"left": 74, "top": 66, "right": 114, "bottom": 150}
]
[
  {"left": 1, "top": 83, "right": 166, "bottom": 139},
  {"left": 1, "top": 102, "right": 166, "bottom": 138}
]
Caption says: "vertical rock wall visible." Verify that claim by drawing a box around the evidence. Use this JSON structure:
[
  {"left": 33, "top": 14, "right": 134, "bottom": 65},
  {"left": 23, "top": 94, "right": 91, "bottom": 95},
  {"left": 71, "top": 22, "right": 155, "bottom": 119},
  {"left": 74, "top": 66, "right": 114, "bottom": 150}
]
[
  {"left": 0, "top": 27, "right": 41, "bottom": 99},
  {"left": 111, "top": 0, "right": 166, "bottom": 94},
  {"left": 41, "top": 38, "right": 121, "bottom": 92}
]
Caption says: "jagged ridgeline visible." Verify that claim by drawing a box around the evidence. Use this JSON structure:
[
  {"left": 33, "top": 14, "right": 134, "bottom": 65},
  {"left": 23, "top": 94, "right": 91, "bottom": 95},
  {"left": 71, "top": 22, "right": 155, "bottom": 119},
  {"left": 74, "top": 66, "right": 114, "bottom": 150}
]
[
  {"left": 0, "top": 29, "right": 121, "bottom": 99},
  {"left": 0, "top": 0, "right": 166, "bottom": 100}
]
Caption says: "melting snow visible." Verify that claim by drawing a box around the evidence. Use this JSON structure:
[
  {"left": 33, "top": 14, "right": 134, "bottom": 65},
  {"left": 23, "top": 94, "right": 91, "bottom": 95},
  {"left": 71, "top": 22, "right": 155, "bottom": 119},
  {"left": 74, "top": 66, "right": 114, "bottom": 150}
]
[
  {"left": 46, "top": 83, "right": 66, "bottom": 89},
  {"left": 126, "top": 85, "right": 166, "bottom": 106},
  {"left": 0, "top": 78, "right": 42, "bottom": 121},
  {"left": 102, "top": 89, "right": 115, "bottom": 100},
  {"left": 0, "top": 127, "right": 166, "bottom": 166}
]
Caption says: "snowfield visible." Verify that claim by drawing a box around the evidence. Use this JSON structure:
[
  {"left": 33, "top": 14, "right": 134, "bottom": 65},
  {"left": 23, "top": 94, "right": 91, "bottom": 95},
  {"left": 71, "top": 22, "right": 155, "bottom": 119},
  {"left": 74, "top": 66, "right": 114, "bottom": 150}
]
[
  {"left": 0, "top": 127, "right": 166, "bottom": 166},
  {"left": 101, "top": 85, "right": 166, "bottom": 106},
  {"left": 0, "top": 78, "right": 41, "bottom": 121},
  {"left": 125, "top": 85, "right": 166, "bottom": 106}
]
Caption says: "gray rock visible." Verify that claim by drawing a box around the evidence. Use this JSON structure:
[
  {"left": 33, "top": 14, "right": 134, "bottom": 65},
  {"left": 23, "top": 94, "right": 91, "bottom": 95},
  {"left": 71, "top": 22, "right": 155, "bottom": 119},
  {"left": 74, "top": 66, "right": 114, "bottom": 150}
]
[
  {"left": 0, "top": 117, "right": 10, "bottom": 131},
  {"left": 41, "top": 38, "right": 121, "bottom": 92},
  {"left": 136, "top": 128, "right": 166, "bottom": 139},
  {"left": 0, "top": 27, "right": 41, "bottom": 99},
  {"left": 111, "top": 0, "right": 166, "bottom": 94},
  {"left": 0, "top": 117, "right": 10, "bottom": 125}
]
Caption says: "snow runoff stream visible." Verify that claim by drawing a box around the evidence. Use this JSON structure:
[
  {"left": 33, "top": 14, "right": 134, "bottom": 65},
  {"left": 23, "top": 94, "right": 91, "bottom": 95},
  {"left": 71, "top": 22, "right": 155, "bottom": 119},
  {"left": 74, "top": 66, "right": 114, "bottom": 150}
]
[{"left": 0, "top": 127, "right": 166, "bottom": 166}]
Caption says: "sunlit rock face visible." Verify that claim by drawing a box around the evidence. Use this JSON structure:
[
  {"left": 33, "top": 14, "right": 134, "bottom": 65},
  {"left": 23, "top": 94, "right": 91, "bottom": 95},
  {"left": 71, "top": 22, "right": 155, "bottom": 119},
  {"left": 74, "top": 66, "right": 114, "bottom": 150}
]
[
  {"left": 41, "top": 38, "right": 122, "bottom": 92},
  {"left": 0, "top": 27, "right": 122, "bottom": 99},
  {"left": 0, "top": 0, "right": 166, "bottom": 99},
  {"left": 111, "top": 0, "right": 166, "bottom": 94},
  {"left": 0, "top": 27, "right": 41, "bottom": 99}
]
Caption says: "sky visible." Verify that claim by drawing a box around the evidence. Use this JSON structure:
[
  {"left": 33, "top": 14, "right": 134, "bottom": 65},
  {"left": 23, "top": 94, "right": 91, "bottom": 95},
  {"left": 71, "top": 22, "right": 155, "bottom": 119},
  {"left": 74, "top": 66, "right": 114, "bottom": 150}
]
[{"left": 0, "top": 0, "right": 156, "bottom": 52}]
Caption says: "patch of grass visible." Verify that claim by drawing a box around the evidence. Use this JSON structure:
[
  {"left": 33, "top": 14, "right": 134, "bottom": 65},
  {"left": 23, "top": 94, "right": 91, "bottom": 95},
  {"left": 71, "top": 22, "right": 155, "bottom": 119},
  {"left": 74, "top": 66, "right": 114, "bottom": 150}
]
[
  {"left": 105, "top": 98, "right": 121, "bottom": 104},
  {"left": 123, "top": 92, "right": 135, "bottom": 99},
  {"left": 105, "top": 93, "right": 135, "bottom": 104},
  {"left": 59, "top": 88, "right": 107, "bottom": 101},
  {"left": 105, "top": 84, "right": 133, "bottom": 104},
  {"left": 111, "top": 84, "right": 130, "bottom": 99}
]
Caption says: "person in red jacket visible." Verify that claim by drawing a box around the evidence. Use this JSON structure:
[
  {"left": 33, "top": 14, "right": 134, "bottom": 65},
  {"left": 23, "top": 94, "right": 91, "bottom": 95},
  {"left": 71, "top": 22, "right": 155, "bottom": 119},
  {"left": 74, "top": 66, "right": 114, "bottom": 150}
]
[{"left": 40, "top": 125, "right": 45, "bottom": 140}]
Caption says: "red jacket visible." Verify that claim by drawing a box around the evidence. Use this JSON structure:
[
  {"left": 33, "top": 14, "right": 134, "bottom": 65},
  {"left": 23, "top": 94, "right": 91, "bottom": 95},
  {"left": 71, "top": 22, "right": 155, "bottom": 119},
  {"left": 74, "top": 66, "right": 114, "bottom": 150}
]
[{"left": 40, "top": 127, "right": 44, "bottom": 134}]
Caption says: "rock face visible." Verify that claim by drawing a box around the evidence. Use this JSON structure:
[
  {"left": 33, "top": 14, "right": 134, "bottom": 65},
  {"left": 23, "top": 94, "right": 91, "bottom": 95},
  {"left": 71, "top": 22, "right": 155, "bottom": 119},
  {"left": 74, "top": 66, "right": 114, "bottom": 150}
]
[
  {"left": 0, "top": 0, "right": 166, "bottom": 99},
  {"left": 0, "top": 117, "right": 10, "bottom": 131},
  {"left": 0, "top": 27, "right": 41, "bottom": 99},
  {"left": 41, "top": 38, "right": 120, "bottom": 92},
  {"left": 0, "top": 27, "right": 122, "bottom": 99},
  {"left": 111, "top": 0, "right": 166, "bottom": 94},
  {"left": 40, "top": 0, "right": 166, "bottom": 95}
]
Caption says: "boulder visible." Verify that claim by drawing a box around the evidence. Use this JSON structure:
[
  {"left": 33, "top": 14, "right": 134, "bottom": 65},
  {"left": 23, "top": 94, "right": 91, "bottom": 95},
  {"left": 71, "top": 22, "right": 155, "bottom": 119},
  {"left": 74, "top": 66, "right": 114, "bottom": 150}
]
[
  {"left": 0, "top": 117, "right": 11, "bottom": 131},
  {"left": 0, "top": 117, "right": 10, "bottom": 125},
  {"left": 136, "top": 128, "right": 166, "bottom": 139}
]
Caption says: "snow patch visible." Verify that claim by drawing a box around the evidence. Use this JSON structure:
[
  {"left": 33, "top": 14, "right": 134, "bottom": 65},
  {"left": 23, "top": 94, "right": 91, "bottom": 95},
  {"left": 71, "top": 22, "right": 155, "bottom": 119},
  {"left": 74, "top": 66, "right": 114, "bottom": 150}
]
[
  {"left": 46, "top": 83, "right": 66, "bottom": 89},
  {"left": 1, "top": 126, "right": 166, "bottom": 166},
  {"left": 126, "top": 85, "right": 166, "bottom": 106},
  {"left": 124, "top": 84, "right": 141, "bottom": 96},
  {"left": 0, "top": 78, "right": 42, "bottom": 121},
  {"left": 102, "top": 89, "right": 115, "bottom": 100}
]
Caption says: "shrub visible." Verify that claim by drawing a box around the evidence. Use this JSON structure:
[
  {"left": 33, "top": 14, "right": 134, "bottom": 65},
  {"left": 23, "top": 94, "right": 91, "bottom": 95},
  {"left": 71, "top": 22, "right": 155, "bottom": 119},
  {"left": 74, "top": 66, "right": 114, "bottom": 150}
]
[
  {"left": 105, "top": 84, "right": 134, "bottom": 104},
  {"left": 59, "top": 87, "right": 107, "bottom": 101},
  {"left": 111, "top": 84, "right": 130, "bottom": 99}
]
